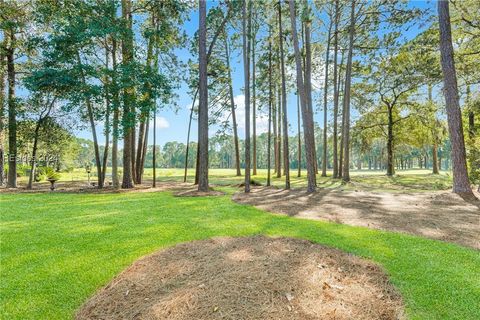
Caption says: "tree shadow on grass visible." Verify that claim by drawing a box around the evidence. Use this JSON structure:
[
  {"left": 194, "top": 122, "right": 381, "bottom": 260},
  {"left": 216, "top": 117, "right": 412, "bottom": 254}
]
[{"left": 232, "top": 186, "right": 480, "bottom": 250}]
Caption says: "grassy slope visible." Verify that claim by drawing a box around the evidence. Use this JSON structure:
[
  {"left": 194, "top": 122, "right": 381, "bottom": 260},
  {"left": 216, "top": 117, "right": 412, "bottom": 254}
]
[{"left": 0, "top": 189, "right": 478, "bottom": 319}]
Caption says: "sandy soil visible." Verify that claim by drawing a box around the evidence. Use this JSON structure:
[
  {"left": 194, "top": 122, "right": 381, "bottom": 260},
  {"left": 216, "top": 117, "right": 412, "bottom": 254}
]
[
  {"left": 76, "top": 236, "right": 404, "bottom": 320},
  {"left": 233, "top": 187, "right": 480, "bottom": 250}
]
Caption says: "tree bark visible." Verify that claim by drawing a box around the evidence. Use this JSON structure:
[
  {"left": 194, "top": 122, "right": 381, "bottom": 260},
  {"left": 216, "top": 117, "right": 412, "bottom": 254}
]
[
  {"left": 386, "top": 105, "right": 395, "bottom": 176},
  {"left": 273, "top": 83, "right": 278, "bottom": 175},
  {"left": 278, "top": 0, "right": 290, "bottom": 189},
  {"left": 297, "top": 93, "right": 301, "bottom": 177},
  {"left": 153, "top": 108, "right": 157, "bottom": 187},
  {"left": 139, "top": 117, "right": 149, "bottom": 180},
  {"left": 432, "top": 142, "right": 439, "bottom": 174},
  {"left": 101, "top": 46, "right": 111, "bottom": 187},
  {"left": 131, "top": 123, "right": 136, "bottom": 183},
  {"left": 438, "top": 0, "right": 472, "bottom": 195},
  {"left": 338, "top": 54, "right": 345, "bottom": 178},
  {"left": 6, "top": 30, "right": 16, "bottom": 188},
  {"left": 428, "top": 85, "right": 440, "bottom": 175},
  {"left": 276, "top": 84, "right": 282, "bottom": 178},
  {"left": 197, "top": 0, "right": 209, "bottom": 192},
  {"left": 111, "top": 37, "right": 120, "bottom": 189},
  {"left": 121, "top": 0, "right": 134, "bottom": 189},
  {"left": 0, "top": 47, "right": 5, "bottom": 186},
  {"left": 289, "top": 0, "right": 316, "bottom": 192},
  {"left": 331, "top": 5, "right": 340, "bottom": 179},
  {"left": 304, "top": 4, "right": 317, "bottom": 176},
  {"left": 267, "top": 30, "right": 273, "bottom": 186},
  {"left": 322, "top": 20, "right": 333, "bottom": 177},
  {"left": 252, "top": 24, "right": 257, "bottom": 176},
  {"left": 243, "top": 0, "right": 252, "bottom": 192},
  {"left": 135, "top": 120, "right": 146, "bottom": 183},
  {"left": 341, "top": 0, "right": 355, "bottom": 183}
]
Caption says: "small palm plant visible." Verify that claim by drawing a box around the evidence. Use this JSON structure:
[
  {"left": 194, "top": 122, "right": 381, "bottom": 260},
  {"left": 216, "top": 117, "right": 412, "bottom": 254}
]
[{"left": 45, "top": 167, "right": 60, "bottom": 190}]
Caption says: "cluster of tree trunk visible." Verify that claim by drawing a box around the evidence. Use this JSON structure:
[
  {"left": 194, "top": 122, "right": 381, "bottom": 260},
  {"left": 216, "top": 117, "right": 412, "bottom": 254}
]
[
  {"left": 1, "top": 0, "right": 476, "bottom": 198},
  {"left": 437, "top": 0, "right": 473, "bottom": 196}
]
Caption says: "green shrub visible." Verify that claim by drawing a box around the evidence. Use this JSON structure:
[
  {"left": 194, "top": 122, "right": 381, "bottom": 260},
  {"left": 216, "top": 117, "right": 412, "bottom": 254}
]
[{"left": 44, "top": 167, "right": 61, "bottom": 181}]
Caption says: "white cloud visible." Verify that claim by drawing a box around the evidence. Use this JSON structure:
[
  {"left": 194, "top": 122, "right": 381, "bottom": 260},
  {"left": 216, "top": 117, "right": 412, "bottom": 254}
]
[
  {"left": 220, "top": 94, "right": 270, "bottom": 137},
  {"left": 153, "top": 116, "right": 170, "bottom": 129}
]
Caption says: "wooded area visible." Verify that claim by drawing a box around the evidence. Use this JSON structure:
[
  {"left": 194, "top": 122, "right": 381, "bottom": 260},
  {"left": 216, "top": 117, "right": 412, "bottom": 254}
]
[{"left": 0, "top": 0, "right": 478, "bottom": 195}]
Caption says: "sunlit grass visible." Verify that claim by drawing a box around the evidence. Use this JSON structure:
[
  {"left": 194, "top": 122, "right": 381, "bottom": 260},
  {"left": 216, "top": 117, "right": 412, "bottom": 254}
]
[
  {"left": 1, "top": 189, "right": 478, "bottom": 319},
  {"left": 22, "top": 167, "right": 453, "bottom": 192}
]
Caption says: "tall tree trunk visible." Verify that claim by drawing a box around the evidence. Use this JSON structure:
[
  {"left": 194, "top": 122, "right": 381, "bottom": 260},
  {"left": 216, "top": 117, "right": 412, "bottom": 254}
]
[
  {"left": 225, "top": 35, "right": 241, "bottom": 176},
  {"left": 131, "top": 125, "right": 136, "bottom": 183},
  {"left": 304, "top": 4, "right": 317, "bottom": 176},
  {"left": 337, "top": 54, "right": 345, "bottom": 178},
  {"left": 432, "top": 142, "right": 439, "bottom": 174},
  {"left": 438, "top": 0, "right": 473, "bottom": 195},
  {"left": 342, "top": 0, "right": 355, "bottom": 183},
  {"left": 6, "top": 31, "right": 16, "bottom": 188},
  {"left": 338, "top": 92, "right": 344, "bottom": 177},
  {"left": 276, "top": 84, "right": 282, "bottom": 178},
  {"left": 135, "top": 37, "right": 153, "bottom": 184},
  {"left": 243, "top": 0, "right": 252, "bottom": 192},
  {"left": 331, "top": 6, "right": 340, "bottom": 178},
  {"left": 465, "top": 86, "right": 479, "bottom": 190},
  {"left": 273, "top": 83, "right": 278, "bottom": 175},
  {"left": 140, "top": 117, "right": 149, "bottom": 179},
  {"left": 289, "top": 0, "right": 316, "bottom": 192},
  {"left": 135, "top": 121, "right": 146, "bottom": 183},
  {"left": 194, "top": 146, "right": 200, "bottom": 185},
  {"left": 428, "top": 85, "right": 440, "bottom": 175},
  {"left": 111, "top": 37, "right": 120, "bottom": 189},
  {"left": 252, "top": 26, "right": 257, "bottom": 176},
  {"left": 184, "top": 91, "right": 197, "bottom": 182},
  {"left": 0, "top": 47, "right": 5, "bottom": 186},
  {"left": 297, "top": 93, "right": 301, "bottom": 177},
  {"left": 27, "top": 125, "right": 41, "bottom": 190},
  {"left": 153, "top": 108, "right": 157, "bottom": 187},
  {"left": 27, "top": 103, "right": 54, "bottom": 190},
  {"left": 197, "top": 0, "right": 209, "bottom": 192},
  {"left": 77, "top": 52, "right": 103, "bottom": 188},
  {"left": 322, "top": 20, "right": 333, "bottom": 177},
  {"left": 101, "top": 46, "right": 111, "bottom": 186},
  {"left": 121, "top": 0, "right": 134, "bottom": 189},
  {"left": 467, "top": 87, "right": 474, "bottom": 141},
  {"left": 386, "top": 105, "right": 395, "bottom": 176},
  {"left": 192, "top": 4, "right": 233, "bottom": 186},
  {"left": 267, "top": 30, "right": 273, "bottom": 186},
  {"left": 278, "top": 0, "right": 290, "bottom": 189}
]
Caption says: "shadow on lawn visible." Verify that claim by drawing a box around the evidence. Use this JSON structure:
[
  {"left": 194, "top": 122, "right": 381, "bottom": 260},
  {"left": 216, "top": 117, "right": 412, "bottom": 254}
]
[{"left": 232, "top": 186, "right": 480, "bottom": 250}]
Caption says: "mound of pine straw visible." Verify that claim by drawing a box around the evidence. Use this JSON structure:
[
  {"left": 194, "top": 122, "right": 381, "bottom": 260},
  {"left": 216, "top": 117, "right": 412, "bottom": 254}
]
[{"left": 76, "top": 236, "right": 404, "bottom": 320}]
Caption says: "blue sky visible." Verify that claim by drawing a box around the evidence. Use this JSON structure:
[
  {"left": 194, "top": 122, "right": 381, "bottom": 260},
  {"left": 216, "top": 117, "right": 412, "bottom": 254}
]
[{"left": 75, "top": 0, "right": 436, "bottom": 148}]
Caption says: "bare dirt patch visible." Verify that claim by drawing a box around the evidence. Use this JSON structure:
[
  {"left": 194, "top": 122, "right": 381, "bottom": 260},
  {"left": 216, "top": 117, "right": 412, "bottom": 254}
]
[
  {"left": 233, "top": 187, "right": 480, "bottom": 249},
  {"left": 76, "top": 236, "right": 404, "bottom": 320}
]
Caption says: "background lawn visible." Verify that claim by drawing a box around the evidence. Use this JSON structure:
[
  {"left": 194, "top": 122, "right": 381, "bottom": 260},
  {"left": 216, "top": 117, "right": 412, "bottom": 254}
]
[
  {"left": 0, "top": 189, "right": 478, "bottom": 319},
  {"left": 23, "top": 168, "right": 454, "bottom": 192}
]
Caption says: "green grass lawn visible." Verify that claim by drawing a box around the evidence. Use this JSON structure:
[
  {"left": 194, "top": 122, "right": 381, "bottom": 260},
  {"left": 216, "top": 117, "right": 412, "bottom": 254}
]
[
  {"left": 1, "top": 189, "right": 478, "bottom": 319},
  {"left": 28, "top": 167, "right": 454, "bottom": 192}
]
